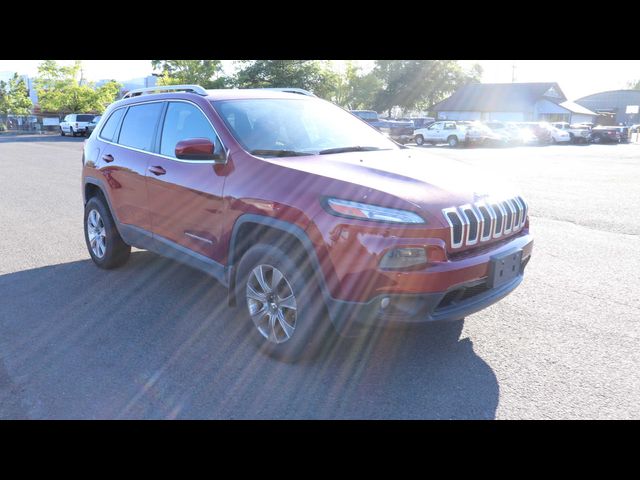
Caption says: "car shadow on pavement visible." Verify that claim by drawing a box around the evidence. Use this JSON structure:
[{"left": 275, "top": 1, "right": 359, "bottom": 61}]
[{"left": 0, "top": 251, "right": 499, "bottom": 419}]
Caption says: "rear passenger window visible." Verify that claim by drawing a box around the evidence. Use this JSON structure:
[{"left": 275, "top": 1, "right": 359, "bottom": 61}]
[
  {"left": 118, "top": 103, "right": 163, "bottom": 151},
  {"left": 99, "top": 108, "right": 125, "bottom": 142},
  {"left": 160, "top": 102, "right": 221, "bottom": 158}
]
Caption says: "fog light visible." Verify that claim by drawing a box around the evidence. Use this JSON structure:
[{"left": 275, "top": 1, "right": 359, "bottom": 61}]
[
  {"left": 379, "top": 247, "right": 427, "bottom": 269},
  {"left": 380, "top": 297, "right": 390, "bottom": 310}
]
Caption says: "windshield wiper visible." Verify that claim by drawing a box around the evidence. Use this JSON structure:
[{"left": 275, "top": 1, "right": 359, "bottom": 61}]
[
  {"left": 318, "top": 146, "right": 386, "bottom": 155},
  {"left": 249, "top": 149, "right": 311, "bottom": 157}
]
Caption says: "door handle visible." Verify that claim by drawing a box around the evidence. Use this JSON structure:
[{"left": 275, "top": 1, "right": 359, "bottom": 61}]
[
  {"left": 148, "top": 165, "right": 166, "bottom": 176},
  {"left": 102, "top": 154, "right": 114, "bottom": 163}
]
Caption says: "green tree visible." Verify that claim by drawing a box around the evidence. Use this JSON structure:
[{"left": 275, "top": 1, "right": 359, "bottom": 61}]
[
  {"left": 330, "top": 62, "right": 383, "bottom": 110},
  {"left": 6, "top": 73, "right": 33, "bottom": 115},
  {"left": 626, "top": 79, "right": 640, "bottom": 90},
  {"left": 0, "top": 80, "right": 7, "bottom": 114},
  {"left": 233, "top": 60, "right": 339, "bottom": 100},
  {"left": 151, "top": 60, "right": 227, "bottom": 88},
  {"left": 373, "top": 60, "right": 482, "bottom": 115},
  {"left": 35, "top": 61, "right": 120, "bottom": 113}
]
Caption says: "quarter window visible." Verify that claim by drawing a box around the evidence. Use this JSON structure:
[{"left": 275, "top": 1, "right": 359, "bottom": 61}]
[
  {"left": 118, "top": 102, "right": 164, "bottom": 151},
  {"left": 99, "top": 108, "right": 125, "bottom": 142},
  {"left": 160, "top": 102, "right": 221, "bottom": 158}
]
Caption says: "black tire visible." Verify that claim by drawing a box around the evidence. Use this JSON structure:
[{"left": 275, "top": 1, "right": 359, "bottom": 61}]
[
  {"left": 447, "top": 135, "right": 459, "bottom": 148},
  {"left": 84, "top": 196, "right": 131, "bottom": 269},
  {"left": 236, "top": 243, "right": 335, "bottom": 362},
  {"left": 60, "top": 128, "right": 65, "bottom": 137},
  {"left": 415, "top": 134, "right": 424, "bottom": 146},
  {"left": 592, "top": 135, "right": 601, "bottom": 144},
  {"left": 70, "top": 127, "right": 76, "bottom": 137}
]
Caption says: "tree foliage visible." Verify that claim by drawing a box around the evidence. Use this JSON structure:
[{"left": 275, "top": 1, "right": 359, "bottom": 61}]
[
  {"left": 373, "top": 60, "right": 482, "bottom": 115},
  {"left": 331, "top": 62, "right": 383, "bottom": 110},
  {"left": 626, "top": 79, "right": 640, "bottom": 90},
  {"left": 0, "top": 74, "right": 33, "bottom": 115},
  {"left": 151, "top": 60, "right": 227, "bottom": 88},
  {"left": 233, "top": 60, "right": 340, "bottom": 100},
  {"left": 35, "top": 60, "right": 121, "bottom": 114}
]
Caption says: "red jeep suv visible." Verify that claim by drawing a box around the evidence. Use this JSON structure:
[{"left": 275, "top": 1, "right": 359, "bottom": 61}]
[{"left": 82, "top": 85, "right": 533, "bottom": 360}]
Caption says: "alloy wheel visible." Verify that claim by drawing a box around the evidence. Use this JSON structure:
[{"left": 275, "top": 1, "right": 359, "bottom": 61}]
[
  {"left": 246, "top": 264, "right": 298, "bottom": 344},
  {"left": 87, "top": 209, "right": 106, "bottom": 258}
]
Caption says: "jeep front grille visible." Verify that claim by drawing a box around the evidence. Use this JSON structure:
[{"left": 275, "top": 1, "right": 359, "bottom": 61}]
[{"left": 442, "top": 196, "right": 528, "bottom": 249}]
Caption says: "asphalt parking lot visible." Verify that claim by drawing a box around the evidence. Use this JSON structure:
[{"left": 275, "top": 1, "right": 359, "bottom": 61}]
[{"left": 1, "top": 135, "right": 639, "bottom": 419}]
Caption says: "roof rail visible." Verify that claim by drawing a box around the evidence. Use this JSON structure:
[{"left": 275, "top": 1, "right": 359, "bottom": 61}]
[
  {"left": 122, "top": 84, "right": 208, "bottom": 99},
  {"left": 257, "top": 87, "right": 316, "bottom": 97}
]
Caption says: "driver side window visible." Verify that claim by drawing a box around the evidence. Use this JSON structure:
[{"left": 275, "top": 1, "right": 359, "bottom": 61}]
[
  {"left": 428, "top": 123, "right": 441, "bottom": 130},
  {"left": 160, "top": 102, "right": 222, "bottom": 159}
]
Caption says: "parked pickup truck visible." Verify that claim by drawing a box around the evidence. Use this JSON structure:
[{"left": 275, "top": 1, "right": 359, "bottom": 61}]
[
  {"left": 550, "top": 122, "right": 591, "bottom": 144},
  {"left": 350, "top": 110, "right": 414, "bottom": 144},
  {"left": 60, "top": 114, "right": 96, "bottom": 137}
]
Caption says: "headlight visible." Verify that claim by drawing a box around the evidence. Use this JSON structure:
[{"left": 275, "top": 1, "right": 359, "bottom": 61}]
[{"left": 325, "top": 198, "right": 425, "bottom": 224}]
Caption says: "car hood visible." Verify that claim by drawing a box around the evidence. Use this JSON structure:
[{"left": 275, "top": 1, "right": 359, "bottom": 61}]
[{"left": 270, "top": 149, "right": 520, "bottom": 221}]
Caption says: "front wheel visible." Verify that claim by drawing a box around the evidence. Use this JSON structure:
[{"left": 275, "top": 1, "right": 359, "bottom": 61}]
[
  {"left": 84, "top": 196, "right": 131, "bottom": 269},
  {"left": 236, "top": 243, "right": 335, "bottom": 362},
  {"left": 60, "top": 128, "right": 65, "bottom": 137},
  {"left": 415, "top": 134, "right": 424, "bottom": 146},
  {"left": 448, "top": 135, "right": 459, "bottom": 148}
]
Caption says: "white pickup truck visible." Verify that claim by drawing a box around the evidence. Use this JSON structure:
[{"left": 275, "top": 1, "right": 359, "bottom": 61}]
[
  {"left": 551, "top": 122, "right": 591, "bottom": 144},
  {"left": 60, "top": 114, "right": 96, "bottom": 137}
]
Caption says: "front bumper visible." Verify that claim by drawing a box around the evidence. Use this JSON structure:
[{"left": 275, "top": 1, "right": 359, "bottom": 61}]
[{"left": 323, "top": 238, "right": 532, "bottom": 336}]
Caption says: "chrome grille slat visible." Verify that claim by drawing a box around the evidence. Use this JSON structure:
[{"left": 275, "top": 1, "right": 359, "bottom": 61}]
[
  {"left": 508, "top": 198, "right": 521, "bottom": 231},
  {"left": 502, "top": 200, "right": 514, "bottom": 234},
  {"left": 443, "top": 196, "right": 528, "bottom": 249},
  {"left": 460, "top": 204, "right": 481, "bottom": 246},
  {"left": 492, "top": 203, "right": 505, "bottom": 238}
]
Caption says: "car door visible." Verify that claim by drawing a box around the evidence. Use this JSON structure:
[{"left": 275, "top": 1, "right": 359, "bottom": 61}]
[
  {"left": 443, "top": 122, "right": 457, "bottom": 140},
  {"left": 146, "top": 100, "right": 227, "bottom": 259},
  {"left": 62, "top": 114, "right": 72, "bottom": 133},
  {"left": 98, "top": 101, "right": 164, "bottom": 232},
  {"left": 425, "top": 122, "right": 442, "bottom": 142}
]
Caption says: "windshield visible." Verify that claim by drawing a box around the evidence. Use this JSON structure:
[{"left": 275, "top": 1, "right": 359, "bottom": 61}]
[{"left": 212, "top": 98, "right": 398, "bottom": 156}]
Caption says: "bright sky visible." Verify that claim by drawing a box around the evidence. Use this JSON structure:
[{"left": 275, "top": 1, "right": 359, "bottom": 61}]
[{"left": 0, "top": 60, "right": 638, "bottom": 101}]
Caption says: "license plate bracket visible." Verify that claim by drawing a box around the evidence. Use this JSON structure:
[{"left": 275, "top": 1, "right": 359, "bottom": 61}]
[{"left": 488, "top": 249, "right": 523, "bottom": 288}]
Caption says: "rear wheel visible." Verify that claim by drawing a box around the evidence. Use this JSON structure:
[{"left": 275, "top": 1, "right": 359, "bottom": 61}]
[
  {"left": 236, "top": 243, "right": 335, "bottom": 362},
  {"left": 592, "top": 135, "right": 601, "bottom": 144},
  {"left": 448, "top": 135, "right": 459, "bottom": 148},
  {"left": 415, "top": 134, "right": 424, "bottom": 146},
  {"left": 84, "top": 196, "right": 131, "bottom": 269}
]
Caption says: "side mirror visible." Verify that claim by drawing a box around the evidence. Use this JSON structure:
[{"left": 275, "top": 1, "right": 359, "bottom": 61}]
[{"left": 175, "top": 138, "right": 225, "bottom": 163}]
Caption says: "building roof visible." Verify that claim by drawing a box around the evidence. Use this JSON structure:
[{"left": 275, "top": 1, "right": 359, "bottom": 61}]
[
  {"left": 575, "top": 89, "right": 640, "bottom": 111},
  {"left": 432, "top": 82, "right": 567, "bottom": 112},
  {"left": 559, "top": 100, "right": 597, "bottom": 116}
]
